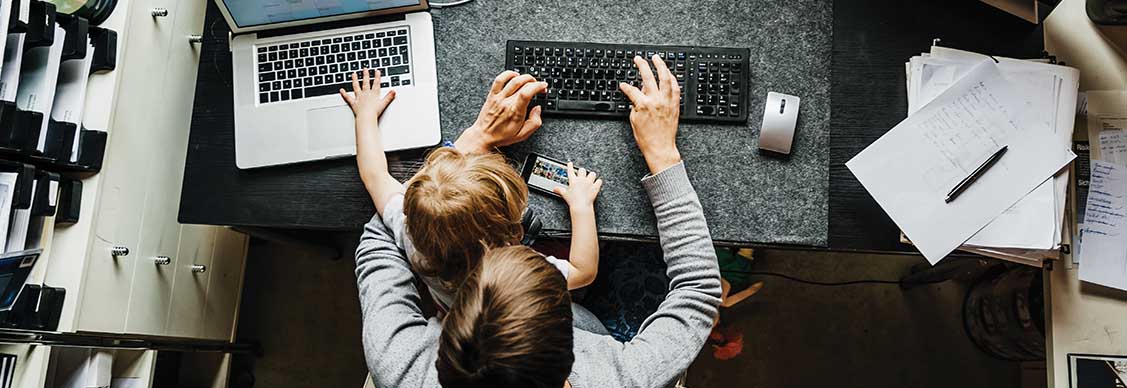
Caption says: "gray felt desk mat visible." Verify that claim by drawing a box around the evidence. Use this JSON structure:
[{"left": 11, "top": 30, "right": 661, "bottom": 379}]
[{"left": 430, "top": 0, "right": 831, "bottom": 246}]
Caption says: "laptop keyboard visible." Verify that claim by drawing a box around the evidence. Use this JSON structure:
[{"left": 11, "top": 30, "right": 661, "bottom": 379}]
[{"left": 255, "top": 27, "right": 413, "bottom": 105}]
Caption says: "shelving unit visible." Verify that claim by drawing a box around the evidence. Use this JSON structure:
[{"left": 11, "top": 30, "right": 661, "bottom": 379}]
[{"left": 0, "top": 0, "right": 251, "bottom": 386}]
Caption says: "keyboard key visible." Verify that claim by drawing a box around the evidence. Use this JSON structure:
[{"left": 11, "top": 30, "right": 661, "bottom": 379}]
[
  {"left": 402, "top": 79, "right": 411, "bottom": 86},
  {"left": 304, "top": 82, "right": 354, "bottom": 98},
  {"left": 365, "top": 33, "right": 375, "bottom": 39},
  {"left": 393, "top": 36, "right": 407, "bottom": 45},
  {"left": 284, "top": 80, "right": 293, "bottom": 89},
  {"left": 559, "top": 100, "right": 614, "bottom": 112},
  {"left": 259, "top": 63, "right": 272, "bottom": 72},
  {"left": 386, "top": 65, "right": 410, "bottom": 75},
  {"left": 377, "top": 32, "right": 386, "bottom": 38},
  {"left": 259, "top": 83, "right": 270, "bottom": 92},
  {"left": 259, "top": 72, "right": 275, "bottom": 82},
  {"left": 281, "top": 90, "right": 290, "bottom": 101},
  {"left": 270, "top": 91, "right": 279, "bottom": 102},
  {"left": 382, "top": 38, "right": 392, "bottom": 47},
  {"left": 257, "top": 47, "right": 267, "bottom": 53},
  {"left": 260, "top": 93, "right": 269, "bottom": 103}
]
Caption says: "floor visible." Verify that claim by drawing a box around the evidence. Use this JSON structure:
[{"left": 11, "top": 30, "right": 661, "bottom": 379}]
[{"left": 231, "top": 237, "right": 1029, "bottom": 388}]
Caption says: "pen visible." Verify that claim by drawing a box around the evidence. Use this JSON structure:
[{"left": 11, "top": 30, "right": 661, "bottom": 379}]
[{"left": 945, "top": 145, "right": 1008, "bottom": 204}]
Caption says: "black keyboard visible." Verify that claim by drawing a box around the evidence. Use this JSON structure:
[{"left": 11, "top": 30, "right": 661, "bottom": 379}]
[
  {"left": 255, "top": 27, "right": 413, "bottom": 105},
  {"left": 505, "top": 40, "right": 749, "bottom": 123}
]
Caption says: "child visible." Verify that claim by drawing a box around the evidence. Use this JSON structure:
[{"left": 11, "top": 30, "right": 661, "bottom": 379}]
[{"left": 339, "top": 69, "right": 603, "bottom": 308}]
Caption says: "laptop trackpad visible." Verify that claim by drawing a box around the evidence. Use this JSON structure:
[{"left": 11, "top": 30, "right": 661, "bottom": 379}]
[{"left": 306, "top": 105, "right": 355, "bottom": 151}]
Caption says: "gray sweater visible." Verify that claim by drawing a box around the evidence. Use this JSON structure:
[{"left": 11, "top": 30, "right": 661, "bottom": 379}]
[{"left": 354, "top": 162, "right": 722, "bottom": 388}]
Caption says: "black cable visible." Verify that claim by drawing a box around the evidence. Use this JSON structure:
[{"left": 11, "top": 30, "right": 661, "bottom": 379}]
[{"left": 719, "top": 270, "right": 949, "bottom": 287}]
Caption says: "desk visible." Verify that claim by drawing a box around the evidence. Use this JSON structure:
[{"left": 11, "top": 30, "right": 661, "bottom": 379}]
[
  {"left": 180, "top": 0, "right": 1044, "bottom": 251},
  {"left": 1040, "top": 0, "right": 1127, "bottom": 386}
]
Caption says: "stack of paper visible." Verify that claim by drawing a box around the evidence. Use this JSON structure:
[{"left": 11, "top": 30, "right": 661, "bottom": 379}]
[{"left": 848, "top": 48, "right": 1079, "bottom": 265}]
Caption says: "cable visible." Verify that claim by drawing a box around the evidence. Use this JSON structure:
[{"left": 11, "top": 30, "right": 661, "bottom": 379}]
[
  {"left": 429, "top": 0, "right": 474, "bottom": 8},
  {"left": 719, "top": 270, "right": 949, "bottom": 287}
]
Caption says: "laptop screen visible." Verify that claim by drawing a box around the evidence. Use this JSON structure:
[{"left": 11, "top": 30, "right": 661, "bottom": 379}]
[{"left": 221, "top": 0, "right": 423, "bottom": 28}]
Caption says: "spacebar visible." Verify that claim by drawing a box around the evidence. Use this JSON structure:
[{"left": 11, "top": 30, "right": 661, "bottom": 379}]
[
  {"left": 557, "top": 100, "right": 615, "bottom": 112},
  {"left": 304, "top": 82, "right": 353, "bottom": 98}
]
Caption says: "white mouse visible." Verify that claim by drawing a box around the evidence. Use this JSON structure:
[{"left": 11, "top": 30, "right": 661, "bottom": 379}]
[{"left": 759, "top": 92, "right": 800, "bottom": 155}]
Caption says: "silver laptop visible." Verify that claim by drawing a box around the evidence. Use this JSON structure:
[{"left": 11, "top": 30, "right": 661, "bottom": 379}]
[{"left": 216, "top": 0, "right": 441, "bottom": 169}]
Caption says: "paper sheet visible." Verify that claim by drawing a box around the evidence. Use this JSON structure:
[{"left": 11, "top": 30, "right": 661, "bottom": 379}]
[
  {"left": 0, "top": 0, "right": 12, "bottom": 78},
  {"left": 1079, "top": 161, "right": 1127, "bottom": 291},
  {"left": 1098, "top": 126, "right": 1127, "bottom": 167},
  {"left": 848, "top": 61, "right": 1075, "bottom": 263},
  {"left": 910, "top": 47, "right": 1080, "bottom": 250},
  {"left": 0, "top": 34, "right": 24, "bottom": 102}
]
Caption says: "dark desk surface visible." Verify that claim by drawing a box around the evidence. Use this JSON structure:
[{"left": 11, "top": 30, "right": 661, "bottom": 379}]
[{"left": 180, "top": 0, "right": 1044, "bottom": 252}]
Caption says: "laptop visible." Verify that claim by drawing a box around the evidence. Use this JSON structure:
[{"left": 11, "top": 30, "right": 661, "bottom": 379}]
[{"left": 215, "top": 0, "right": 442, "bottom": 169}]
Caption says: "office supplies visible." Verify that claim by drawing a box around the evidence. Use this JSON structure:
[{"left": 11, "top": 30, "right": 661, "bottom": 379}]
[
  {"left": 759, "top": 91, "right": 799, "bottom": 154},
  {"left": 1078, "top": 161, "right": 1127, "bottom": 290},
  {"left": 15, "top": 23, "right": 65, "bottom": 155},
  {"left": 0, "top": 0, "right": 12, "bottom": 75},
  {"left": 216, "top": 0, "right": 441, "bottom": 169},
  {"left": 0, "top": 249, "right": 38, "bottom": 312},
  {"left": 0, "top": 173, "right": 15, "bottom": 252},
  {"left": 905, "top": 45, "right": 1080, "bottom": 260},
  {"left": 55, "top": 176, "right": 78, "bottom": 224},
  {"left": 0, "top": 34, "right": 24, "bottom": 149},
  {"left": 48, "top": 36, "right": 93, "bottom": 162},
  {"left": 0, "top": 352, "right": 13, "bottom": 388},
  {"left": 22, "top": 1, "right": 53, "bottom": 48},
  {"left": 847, "top": 60, "right": 1075, "bottom": 263},
  {"left": 86, "top": 26, "right": 114, "bottom": 72},
  {"left": 505, "top": 40, "right": 749, "bottom": 123},
  {"left": 945, "top": 145, "right": 1008, "bottom": 203},
  {"left": 1099, "top": 129, "right": 1127, "bottom": 166}
]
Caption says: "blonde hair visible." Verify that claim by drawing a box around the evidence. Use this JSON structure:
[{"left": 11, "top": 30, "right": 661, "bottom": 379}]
[{"left": 403, "top": 147, "right": 528, "bottom": 290}]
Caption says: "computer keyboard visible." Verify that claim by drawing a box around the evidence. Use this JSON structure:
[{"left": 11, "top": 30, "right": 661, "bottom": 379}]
[
  {"left": 255, "top": 27, "right": 413, "bottom": 105},
  {"left": 505, "top": 40, "right": 750, "bottom": 123}
]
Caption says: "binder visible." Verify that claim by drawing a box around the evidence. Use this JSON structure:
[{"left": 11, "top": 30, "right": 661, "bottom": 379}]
[
  {"left": 54, "top": 175, "right": 78, "bottom": 224},
  {"left": 22, "top": 1, "right": 52, "bottom": 49},
  {"left": 2, "top": 162, "right": 33, "bottom": 253},
  {"left": 44, "top": 16, "right": 91, "bottom": 162},
  {"left": 29, "top": 170, "right": 57, "bottom": 217},
  {"left": 87, "top": 26, "right": 115, "bottom": 73},
  {"left": 0, "top": 0, "right": 12, "bottom": 76},
  {"left": 0, "top": 34, "right": 23, "bottom": 154},
  {"left": 0, "top": 249, "right": 39, "bottom": 313},
  {"left": 14, "top": 22, "right": 65, "bottom": 157}
]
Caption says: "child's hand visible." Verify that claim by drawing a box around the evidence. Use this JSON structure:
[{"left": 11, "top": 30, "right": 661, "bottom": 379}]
[
  {"left": 553, "top": 162, "right": 603, "bottom": 210},
  {"left": 339, "top": 69, "right": 396, "bottom": 130}
]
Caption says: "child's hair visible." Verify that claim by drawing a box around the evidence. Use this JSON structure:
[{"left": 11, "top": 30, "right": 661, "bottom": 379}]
[
  {"left": 403, "top": 147, "right": 528, "bottom": 290},
  {"left": 436, "top": 245, "right": 574, "bottom": 388}
]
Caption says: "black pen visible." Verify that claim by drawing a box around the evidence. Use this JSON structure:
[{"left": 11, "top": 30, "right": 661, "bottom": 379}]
[{"left": 945, "top": 145, "right": 1008, "bottom": 204}]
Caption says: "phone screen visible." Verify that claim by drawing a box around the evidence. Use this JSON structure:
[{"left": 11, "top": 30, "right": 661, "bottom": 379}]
[{"left": 526, "top": 154, "right": 570, "bottom": 195}]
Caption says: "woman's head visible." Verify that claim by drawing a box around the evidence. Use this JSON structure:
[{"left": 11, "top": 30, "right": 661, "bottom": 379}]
[
  {"left": 436, "top": 245, "right": 574, "bottom": 388},
  {"left": 403, "top": 147, "right": 528, "bottom": 289}
]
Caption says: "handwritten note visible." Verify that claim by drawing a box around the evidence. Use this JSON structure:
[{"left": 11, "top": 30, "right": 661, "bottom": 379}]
[
  {"left": 1079, "top": 161, "right": 1127, "bottom": 291},
  {"left": 1098, "top": 117, "right": 1127, "bottom": 167}
]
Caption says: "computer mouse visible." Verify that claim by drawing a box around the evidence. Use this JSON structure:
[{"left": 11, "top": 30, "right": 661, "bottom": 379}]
[{"left": 758, "top": 92, "right": 800, "bottom": 155}]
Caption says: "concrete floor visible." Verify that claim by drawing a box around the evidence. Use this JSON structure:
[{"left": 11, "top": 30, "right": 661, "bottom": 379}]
[{"left": 232, "top": 238, "right": 1027, "bottom": 388}]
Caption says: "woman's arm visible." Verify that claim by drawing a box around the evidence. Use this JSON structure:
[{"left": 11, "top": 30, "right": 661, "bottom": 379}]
[
  {"left": 568, "top": 55, "right": 721, "bottom": 388},
  {"left": 354, "top": 213, "right": 440, "bottom": 388}
]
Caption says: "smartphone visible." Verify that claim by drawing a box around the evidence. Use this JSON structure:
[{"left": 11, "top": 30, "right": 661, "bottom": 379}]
[{"left": 521, "top": 153, "right": 589, "bottom": 198}]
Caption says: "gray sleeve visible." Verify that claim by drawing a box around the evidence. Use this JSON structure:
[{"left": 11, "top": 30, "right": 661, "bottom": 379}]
[
  {"left": 355, "top": 213, "right": 440, "bottom": 388},
  {"left": 380, "top": 193, "right": 410, "bottom": 251},
  {"left": 570, "top": 162, "right": 722, "bottom": 388}
]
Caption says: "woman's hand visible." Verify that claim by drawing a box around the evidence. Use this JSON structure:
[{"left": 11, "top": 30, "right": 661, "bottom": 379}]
[
  {"left": 553, "top": 162, "right": 604, "bottom": 211},
  {"left": 619, "top": 55, "right": 683, "bottom": 174},
  {"left": 454, "top": 71, "right": 547, "bottom": 154},
  {"left": 340, "top": 69, "right": 396, "bottom": 131}
]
